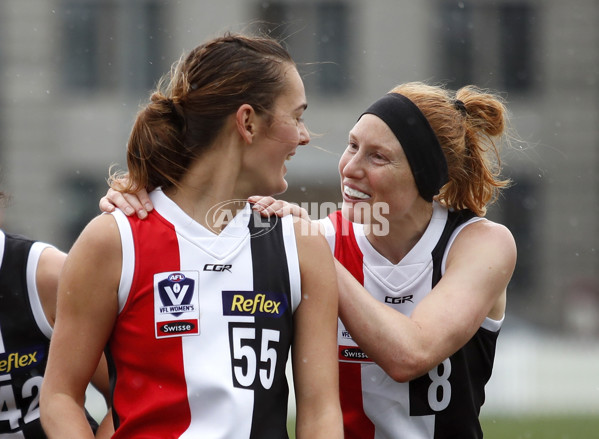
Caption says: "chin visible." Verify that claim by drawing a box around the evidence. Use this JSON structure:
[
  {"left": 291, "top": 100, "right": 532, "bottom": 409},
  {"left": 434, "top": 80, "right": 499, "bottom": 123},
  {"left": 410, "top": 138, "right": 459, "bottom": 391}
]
[
  {"left": 274, "top": 178, "right": 288, "bottom": 195},
  {"left": 341, "top": 201, "right": 370, "bottom": 224},
  {"left": 262, "top": 179, "right": 288, "bottom": 197}
]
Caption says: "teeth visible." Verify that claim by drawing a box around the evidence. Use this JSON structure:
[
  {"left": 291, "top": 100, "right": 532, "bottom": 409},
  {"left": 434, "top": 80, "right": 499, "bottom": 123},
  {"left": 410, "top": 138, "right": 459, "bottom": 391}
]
[
  {"left": 344, "top": 185, "right": 369, "bottom": 199},
  {"left": 286, "top": 154, "right": 293, "bottom": 161}
]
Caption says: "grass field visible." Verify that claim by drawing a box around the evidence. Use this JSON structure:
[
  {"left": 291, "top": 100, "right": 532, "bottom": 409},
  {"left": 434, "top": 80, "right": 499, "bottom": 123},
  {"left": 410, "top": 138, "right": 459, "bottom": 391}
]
[
  {"left": 481, "top": 415, "right": 599, "bottom": 438},
  {"left": 287, "top": 415, "right": 599, "bottom": 438}
]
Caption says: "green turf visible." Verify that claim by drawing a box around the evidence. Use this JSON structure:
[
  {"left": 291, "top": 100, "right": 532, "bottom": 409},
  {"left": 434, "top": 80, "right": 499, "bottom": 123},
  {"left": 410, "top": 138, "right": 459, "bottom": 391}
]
[
  {"left": 480, "top": 415, "right": 599, "bottom": 439},
  {"left": 287, "top": 415, "right": 599, "bottom": 438}
]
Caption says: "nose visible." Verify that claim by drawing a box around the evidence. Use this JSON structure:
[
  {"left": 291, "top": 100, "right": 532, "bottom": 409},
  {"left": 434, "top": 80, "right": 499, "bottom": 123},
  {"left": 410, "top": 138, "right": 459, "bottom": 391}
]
[
  {"left": 340, "top": 151, "right": 365, "bottom": 179},
  {"left": 298, "top": 122, "right": 310, "bottom": 146}
]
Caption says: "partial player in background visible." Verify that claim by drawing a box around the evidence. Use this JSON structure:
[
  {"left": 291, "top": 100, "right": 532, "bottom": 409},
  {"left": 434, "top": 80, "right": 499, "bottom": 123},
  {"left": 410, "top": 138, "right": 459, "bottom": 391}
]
[{"left": 0, "top": 191, "right": 112, "bottom": 438}]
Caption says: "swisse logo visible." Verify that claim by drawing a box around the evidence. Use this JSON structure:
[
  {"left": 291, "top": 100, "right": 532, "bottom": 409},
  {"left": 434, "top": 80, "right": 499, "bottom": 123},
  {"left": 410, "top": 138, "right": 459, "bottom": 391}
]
[
  {"left": 158, "top": 320, "right": 197, "bottom": 336},
  {"left": 222, "top": 290, "right": 288, "bottom": 318},
  {"left": 338, "top": 345, "right": 373, "bottom": 363}
]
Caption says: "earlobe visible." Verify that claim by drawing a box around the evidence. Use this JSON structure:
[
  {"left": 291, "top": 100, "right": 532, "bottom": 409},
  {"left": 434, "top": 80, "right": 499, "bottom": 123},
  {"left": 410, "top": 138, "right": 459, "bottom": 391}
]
[{"left": 236, "top": 104, "right": 256, "bottom": 144}]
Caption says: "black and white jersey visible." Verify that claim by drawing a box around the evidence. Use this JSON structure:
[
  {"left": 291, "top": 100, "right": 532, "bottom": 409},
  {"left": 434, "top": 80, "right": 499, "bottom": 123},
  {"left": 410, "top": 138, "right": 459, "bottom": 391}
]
[
  {"left": 0, "top": 231, "right": 53, "bottom": 438},
  {"left": 321, "top": 202, "right": 502, "bottom": 439}
]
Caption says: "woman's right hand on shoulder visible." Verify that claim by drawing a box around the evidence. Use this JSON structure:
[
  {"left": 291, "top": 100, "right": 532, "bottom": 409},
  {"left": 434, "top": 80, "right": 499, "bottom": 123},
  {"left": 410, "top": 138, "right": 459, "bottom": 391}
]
[
  {"left": 99, "top": 176, "right": 153, "bottom": 219},
  {"left": 248, "top": 196, "right": 311, "bottom": 221}
]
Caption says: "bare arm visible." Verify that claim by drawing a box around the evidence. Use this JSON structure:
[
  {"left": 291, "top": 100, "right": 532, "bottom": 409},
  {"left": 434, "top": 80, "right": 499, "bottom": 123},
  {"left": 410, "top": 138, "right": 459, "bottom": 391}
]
[
  {"left": 40, "top": 214, "right": 122, "bottom": 438},
  {"left": 94, "top": 408, "right": 114, "bottom": 439},
  {"left": 291, "top": 219, "right": 343, "bottom": 439},
  {"left": 336, "top": 220, "right": 516, "bottom": 382},
  {"left": 37, "top": 245, "right": 113, "bottom": 416}
]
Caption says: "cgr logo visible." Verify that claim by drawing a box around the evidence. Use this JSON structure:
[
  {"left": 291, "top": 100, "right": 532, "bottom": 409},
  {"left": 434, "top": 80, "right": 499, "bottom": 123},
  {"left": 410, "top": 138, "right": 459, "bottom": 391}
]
[
  {"left": 385, "top": 295, "right": 413, "bottom": 305},
  {"left": 158, "top": 272, "right": 196, "bottom": 317},
  {"left": 204, "top": 264, "right": 232, "bottom": 273}
]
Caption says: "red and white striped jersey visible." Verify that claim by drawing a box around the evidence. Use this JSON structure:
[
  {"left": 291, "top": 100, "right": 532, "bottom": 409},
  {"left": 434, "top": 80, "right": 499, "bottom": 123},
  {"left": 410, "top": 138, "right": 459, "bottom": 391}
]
[{"left": 108, "top": 189, "right": 301, "bottom": 438}]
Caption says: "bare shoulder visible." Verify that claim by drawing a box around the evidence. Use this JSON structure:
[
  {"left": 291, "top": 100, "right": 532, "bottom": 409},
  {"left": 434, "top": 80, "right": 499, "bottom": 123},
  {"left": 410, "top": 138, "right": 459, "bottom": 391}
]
[
  {"left": 72, "top": 213, "right": 122, "bottom": 257},
  {"left": 290, "top": 217, "right": 338, "bottom": 321},
  {"left": 37, "top": 214, "right": 121, "bottom": 324},
  {"left": 37, "top": 247, "right": 67, "bottom": 281},
  {"left": 292, "top": 217, "right": 330, "bottom": 257},
  {"left": 463, "top": 218, "right": 515, "bottom": 247},
  {"left": 450, "top": 218, "right": 517, "bottom": 267},
  {"left": 63, "top": 214, "right": 123, "bottom": 288}
]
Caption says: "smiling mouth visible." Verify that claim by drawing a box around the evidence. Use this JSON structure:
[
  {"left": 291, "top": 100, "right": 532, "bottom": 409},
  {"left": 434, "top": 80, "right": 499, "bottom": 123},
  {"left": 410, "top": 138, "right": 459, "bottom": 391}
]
[{"left": 344, "top": 185, "right": 370, "bottom": 199}]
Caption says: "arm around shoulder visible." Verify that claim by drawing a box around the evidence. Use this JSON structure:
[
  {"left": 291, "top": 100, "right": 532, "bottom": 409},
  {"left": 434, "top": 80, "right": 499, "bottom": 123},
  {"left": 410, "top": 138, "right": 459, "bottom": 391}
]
[
  {"left": 336, "top": 219, "right": 516, "bottom": 383},
  {"left": 291, "top": 219, "right": 343, "bottom": 439},
  {"left": 402, "top": 219, "right": 516, "bottom": 377}
]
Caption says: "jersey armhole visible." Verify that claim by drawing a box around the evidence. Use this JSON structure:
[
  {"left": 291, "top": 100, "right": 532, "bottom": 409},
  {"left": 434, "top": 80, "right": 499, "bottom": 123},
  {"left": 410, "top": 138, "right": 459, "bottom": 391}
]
[
  {"left": 481, "top": 315, "right": 504, "bottom": 332},
  {"left": 441, "top": 217, "right": 505, "bottom": 331},
  {"left": 319, "top": 217, "right": 336, "bottom": 253},
  {"left": 27, "top": 242, "right": 54, "bottom": 339},
  {"left": 282, "top": 215, "right": 302, "bottom": 312},
  {"left": 111, "top": 210, "right": 135, "bottom": 313},
  {"left": 440, "top": 216, "right": 485, "bottom": 274}
]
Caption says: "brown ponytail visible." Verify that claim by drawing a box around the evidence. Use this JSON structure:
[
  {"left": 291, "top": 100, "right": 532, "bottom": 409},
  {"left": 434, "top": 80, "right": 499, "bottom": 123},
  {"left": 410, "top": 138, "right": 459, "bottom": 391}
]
[{"left": 110, "top": 32, "right": 295, "bottom": 193}]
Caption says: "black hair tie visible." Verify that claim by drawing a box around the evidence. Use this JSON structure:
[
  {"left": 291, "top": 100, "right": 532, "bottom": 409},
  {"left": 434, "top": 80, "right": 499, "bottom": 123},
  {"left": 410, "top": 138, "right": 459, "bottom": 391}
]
[{"left": 454, "top": 99, "right": 467, "bottom": 116}]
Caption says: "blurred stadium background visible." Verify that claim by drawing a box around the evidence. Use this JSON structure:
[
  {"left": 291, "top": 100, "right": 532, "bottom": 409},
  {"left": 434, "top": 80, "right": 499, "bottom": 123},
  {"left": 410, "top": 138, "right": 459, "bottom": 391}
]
[{"left": 2, "top": 0, "right": 598, "bottom": 436}]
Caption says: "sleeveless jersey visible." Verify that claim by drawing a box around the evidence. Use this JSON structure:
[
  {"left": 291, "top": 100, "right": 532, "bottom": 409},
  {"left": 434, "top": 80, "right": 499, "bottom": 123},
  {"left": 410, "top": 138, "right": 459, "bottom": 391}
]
[
  {"left": 321, "top": 203, "right": 503, "bottom": 439},
  {"left": 107, "top": 189, "right": 302, "bottom": 439},
  {"left": 0, "top": 231, "right": 53, "bottom": 438}
]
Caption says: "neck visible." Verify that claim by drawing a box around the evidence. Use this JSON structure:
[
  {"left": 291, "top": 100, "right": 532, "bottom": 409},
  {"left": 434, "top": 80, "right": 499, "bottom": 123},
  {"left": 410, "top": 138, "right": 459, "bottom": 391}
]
[
  {"left": 163, "top": 138, "right": 248, "bottom": 232},
  {"left": 365, "top": 201, "right": 434, "bottom": 264}
]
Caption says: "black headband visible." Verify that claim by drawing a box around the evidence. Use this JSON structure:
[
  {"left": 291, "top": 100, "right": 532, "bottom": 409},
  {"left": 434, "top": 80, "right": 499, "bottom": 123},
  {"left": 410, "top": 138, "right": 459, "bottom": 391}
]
[{"left": 359, "top": 93, "right": 448, "bottom": 201}]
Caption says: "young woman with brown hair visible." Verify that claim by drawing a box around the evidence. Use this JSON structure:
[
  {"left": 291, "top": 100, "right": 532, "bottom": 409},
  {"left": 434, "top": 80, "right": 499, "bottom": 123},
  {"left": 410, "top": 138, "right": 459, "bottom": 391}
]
[{"left": 41, "top": 33, "right": 343, "bottom": 439}]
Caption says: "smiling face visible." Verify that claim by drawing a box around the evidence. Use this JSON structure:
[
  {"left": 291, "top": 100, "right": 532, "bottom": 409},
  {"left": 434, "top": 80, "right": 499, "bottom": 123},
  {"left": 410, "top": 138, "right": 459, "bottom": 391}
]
[
  {"left": 338, "top": 114, "right": 421, "bottom": 226},
  {"left": 245, "top": 64, "right": 309, "bottom": 196}
]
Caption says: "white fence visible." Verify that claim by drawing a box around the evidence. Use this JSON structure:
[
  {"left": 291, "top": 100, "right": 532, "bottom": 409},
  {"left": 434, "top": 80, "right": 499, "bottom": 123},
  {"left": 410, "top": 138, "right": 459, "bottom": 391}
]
[
  {"left": 85, "top": 330, "right": 599, "bottom": 423},
  {"left": 482, "top": 331, "right": 599, "bottom": 416}
]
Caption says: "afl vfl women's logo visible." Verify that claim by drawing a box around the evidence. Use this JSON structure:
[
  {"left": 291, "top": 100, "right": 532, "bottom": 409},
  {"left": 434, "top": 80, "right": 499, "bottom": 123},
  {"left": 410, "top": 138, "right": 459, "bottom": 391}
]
[
  {"left": 158, "top": 273, "right": 196, "bottom": 317},
  {"left": 154, "top": 271, "right": 200, "bottom": 339}
]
